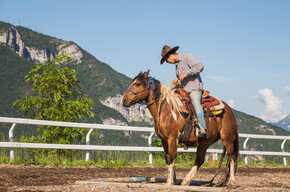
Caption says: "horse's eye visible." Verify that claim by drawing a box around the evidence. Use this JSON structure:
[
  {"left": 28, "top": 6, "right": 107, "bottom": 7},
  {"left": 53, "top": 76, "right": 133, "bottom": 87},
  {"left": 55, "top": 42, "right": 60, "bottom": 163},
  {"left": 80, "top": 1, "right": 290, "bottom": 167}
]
[{"left": 136, "top": 83, "right": 141, "bottom": 87}]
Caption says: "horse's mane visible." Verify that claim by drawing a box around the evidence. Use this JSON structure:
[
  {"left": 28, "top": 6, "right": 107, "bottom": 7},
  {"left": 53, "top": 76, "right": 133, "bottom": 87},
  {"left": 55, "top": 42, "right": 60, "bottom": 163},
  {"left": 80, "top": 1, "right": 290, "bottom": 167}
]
[{"left": 154, "top": 80, "right": 182, "bottom": 114}]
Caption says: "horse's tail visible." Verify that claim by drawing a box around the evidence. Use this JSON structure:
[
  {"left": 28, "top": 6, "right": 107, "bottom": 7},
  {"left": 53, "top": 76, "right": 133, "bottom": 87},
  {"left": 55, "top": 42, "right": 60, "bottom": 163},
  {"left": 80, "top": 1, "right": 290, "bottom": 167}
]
[
  {"left": 233, "top": 130, "right": 239, "bottom": 175},
  {"left": 234, "top": 130, "right": 239, "bottom": 161}
]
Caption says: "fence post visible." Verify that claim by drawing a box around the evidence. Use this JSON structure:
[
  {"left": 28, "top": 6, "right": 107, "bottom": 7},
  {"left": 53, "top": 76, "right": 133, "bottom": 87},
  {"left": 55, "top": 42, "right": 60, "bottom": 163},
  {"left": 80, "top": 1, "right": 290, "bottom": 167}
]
[
  {"left": 148, "top": 132, "right": 155, "bottom": 164},
  {"left": 9, "top": 123, "right": 17, "bottom": 161},
  {"left": 86, "top": 129, "right": 94, "bottom": 161},
  {"left": 243, "top": 138, "right": 249, "bottom": 165},
  {"left": 281, "top": 139, "right": 287, "bottom": 166}
]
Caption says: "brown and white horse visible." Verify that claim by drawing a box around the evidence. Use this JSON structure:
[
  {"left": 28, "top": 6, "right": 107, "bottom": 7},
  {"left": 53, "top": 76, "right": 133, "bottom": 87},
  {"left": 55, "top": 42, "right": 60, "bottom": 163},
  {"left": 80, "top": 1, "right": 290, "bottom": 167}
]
[{"left": 122, "top": 70, "right": 239, "bottom": 188}]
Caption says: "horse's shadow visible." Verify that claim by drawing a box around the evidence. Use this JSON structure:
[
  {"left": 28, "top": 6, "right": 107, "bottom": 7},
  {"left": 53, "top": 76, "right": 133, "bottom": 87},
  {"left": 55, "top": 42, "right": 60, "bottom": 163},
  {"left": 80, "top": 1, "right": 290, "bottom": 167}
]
[
  {"left": 153, "top": 177, "right": 241, "bottom": 189},
  {"left": 152, "top": 177, "right": 211, "bottom": 186}
]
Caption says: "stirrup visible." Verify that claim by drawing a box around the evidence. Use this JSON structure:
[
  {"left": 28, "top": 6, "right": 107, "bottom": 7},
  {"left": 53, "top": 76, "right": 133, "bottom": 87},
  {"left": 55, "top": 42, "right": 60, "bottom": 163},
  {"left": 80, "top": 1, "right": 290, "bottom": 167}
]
[{"left": 196, "top": 123, "right": 208, "bottom": 138}]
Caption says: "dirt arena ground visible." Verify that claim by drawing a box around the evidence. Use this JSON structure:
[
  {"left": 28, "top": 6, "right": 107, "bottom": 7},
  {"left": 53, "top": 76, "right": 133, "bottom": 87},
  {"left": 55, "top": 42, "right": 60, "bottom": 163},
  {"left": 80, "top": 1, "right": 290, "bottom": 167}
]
[{"left": 0, "top": 165, "right": 289, "bottom": 192}]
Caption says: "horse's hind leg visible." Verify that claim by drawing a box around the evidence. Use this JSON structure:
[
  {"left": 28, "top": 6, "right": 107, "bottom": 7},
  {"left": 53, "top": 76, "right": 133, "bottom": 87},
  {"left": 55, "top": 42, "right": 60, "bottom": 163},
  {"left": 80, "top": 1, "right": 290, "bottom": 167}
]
[
  {"left": 181, "top": 143, "right": 209, "bottom": 186},
  {"left": 222, "top": 138, "right": 238, "bottom": 188},
  {"left": 162, "top": 138, "right": 178, "bottom": 185},
  {"left": 220, "top": 104, "right": 239, "bottom": 188},
  {"left": 227, "top": 158, "right": 236, "bottom": 188}
]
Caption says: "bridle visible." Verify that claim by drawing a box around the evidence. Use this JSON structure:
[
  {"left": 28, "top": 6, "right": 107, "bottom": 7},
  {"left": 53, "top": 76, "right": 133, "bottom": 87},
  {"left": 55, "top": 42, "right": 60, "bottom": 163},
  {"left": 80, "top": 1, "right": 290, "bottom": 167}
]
[{"left": 127, "top": 77, "right": 155, "bottom": 106}]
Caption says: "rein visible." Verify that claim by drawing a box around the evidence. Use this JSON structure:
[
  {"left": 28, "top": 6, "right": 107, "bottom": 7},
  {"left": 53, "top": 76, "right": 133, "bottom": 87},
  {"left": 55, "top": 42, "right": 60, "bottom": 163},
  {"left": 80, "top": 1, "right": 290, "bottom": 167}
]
[
  {"left": 127, "top": 77, "right": 155, "bottom": 106},
  {"left": 170, "top": 79, "right": 181, "bottom": 90}
]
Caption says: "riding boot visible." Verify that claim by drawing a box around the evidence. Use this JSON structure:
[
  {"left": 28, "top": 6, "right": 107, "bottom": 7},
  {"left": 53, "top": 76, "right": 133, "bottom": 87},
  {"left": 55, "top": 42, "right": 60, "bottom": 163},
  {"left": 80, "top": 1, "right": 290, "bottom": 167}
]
[{"left": 196, "top": 123, "right": 208, "bottom": 138}]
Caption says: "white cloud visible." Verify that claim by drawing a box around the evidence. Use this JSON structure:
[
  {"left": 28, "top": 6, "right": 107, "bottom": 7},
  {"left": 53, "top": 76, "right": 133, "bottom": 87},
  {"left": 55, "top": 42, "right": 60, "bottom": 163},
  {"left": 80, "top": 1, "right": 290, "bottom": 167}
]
[
  {"left": 283, "top": 86, "right": 290, "bottom": 95},
  {"left": 228, "top": 99, "right": 235, "bottom": 108},
  {"left": 256, "top": 88, "right": 287, "bottom": 122}
]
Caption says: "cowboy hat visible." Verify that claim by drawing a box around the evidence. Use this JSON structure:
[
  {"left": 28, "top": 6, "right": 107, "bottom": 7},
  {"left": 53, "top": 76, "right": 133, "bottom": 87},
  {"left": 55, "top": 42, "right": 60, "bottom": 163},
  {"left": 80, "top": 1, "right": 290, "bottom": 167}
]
[{"left": 160, "top": 45, "right": 179, "bottom": 64}]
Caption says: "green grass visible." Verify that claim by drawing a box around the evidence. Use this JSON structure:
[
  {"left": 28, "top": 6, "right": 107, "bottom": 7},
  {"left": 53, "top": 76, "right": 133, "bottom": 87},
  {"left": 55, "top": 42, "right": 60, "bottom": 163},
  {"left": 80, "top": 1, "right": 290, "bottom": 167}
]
[
  {"left": 0, "top": 147, "right": 288, "bottom": 167},
  {"left": 0, "top": 154, "right": 287, "bottom": 168}
]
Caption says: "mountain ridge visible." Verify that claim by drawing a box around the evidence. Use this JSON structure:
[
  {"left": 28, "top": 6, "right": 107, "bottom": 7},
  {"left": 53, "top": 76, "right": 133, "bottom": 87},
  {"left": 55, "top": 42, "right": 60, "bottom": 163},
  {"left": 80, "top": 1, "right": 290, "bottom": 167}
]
[
  {"left": 0, "top": 21, "right": 147, "bottom": 125},
  {"left": 273, "top": 115, "right": 290, "bottom": 132}
]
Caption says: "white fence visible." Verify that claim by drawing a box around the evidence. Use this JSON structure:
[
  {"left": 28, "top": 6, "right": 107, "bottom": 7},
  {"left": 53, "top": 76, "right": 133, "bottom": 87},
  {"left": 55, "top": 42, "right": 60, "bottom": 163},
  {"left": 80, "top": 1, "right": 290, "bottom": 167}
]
[{"left": 0, "top": 117, "right": 289, "bottom": 165}]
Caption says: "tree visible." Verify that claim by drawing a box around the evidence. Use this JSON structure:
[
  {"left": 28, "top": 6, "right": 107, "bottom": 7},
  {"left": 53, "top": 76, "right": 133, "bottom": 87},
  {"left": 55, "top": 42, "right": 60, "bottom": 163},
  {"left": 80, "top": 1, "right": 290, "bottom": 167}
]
[{"left": 13, "top": 53, "right": 94, "bottom": 145}]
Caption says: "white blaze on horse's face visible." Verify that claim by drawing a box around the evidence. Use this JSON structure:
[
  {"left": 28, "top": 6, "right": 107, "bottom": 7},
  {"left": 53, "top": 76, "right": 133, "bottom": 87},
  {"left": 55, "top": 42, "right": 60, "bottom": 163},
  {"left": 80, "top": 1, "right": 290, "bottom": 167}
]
[
  {"left": 128, "top": 79, "right": 138, "bottom": 89},
  {"left": 122, "top": 79, "right": 139, "bottom": 107}
]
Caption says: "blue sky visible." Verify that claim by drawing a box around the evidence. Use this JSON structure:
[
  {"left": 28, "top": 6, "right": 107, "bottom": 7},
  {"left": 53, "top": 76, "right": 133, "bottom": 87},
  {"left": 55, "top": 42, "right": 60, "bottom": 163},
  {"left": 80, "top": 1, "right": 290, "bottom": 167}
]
[{"left": 1, "top": 0, "right": 289, "bottom": 122}]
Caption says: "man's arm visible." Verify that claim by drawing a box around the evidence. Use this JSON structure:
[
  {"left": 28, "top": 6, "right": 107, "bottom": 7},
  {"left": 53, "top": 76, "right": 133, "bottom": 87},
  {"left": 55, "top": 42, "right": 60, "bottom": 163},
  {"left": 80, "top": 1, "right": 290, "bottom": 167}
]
[{"left": 185, "top": 54, "right": 204, "bottom": 76}]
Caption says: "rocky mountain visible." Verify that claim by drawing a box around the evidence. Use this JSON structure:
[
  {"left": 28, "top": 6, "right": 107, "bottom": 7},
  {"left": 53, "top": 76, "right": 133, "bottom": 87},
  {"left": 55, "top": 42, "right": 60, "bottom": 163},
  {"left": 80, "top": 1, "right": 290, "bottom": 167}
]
[
  {"left": 0, "top": 25, "right": 83, "bottom": 64},
  {"left": 0, "top": 21, "right": 151, "bottom": 126},
  {"left": 273, "top": 115, "right": 290, "bottom": 132},
  {"left": 100, "top": 94, "right": 153, "bottom": 124},
  {"left": 0, "top": 21, "right": 153, "bottom": 146}
]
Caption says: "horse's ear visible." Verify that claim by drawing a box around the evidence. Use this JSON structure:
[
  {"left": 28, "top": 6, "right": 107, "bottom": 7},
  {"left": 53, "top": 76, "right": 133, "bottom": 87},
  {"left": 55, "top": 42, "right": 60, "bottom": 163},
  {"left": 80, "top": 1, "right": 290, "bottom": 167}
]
[
  {"left": 144, "top": 70, "right": 150, "bottom": 78},
  {"left": 138, "top": 71, "right": 144, "bottom": 76}
]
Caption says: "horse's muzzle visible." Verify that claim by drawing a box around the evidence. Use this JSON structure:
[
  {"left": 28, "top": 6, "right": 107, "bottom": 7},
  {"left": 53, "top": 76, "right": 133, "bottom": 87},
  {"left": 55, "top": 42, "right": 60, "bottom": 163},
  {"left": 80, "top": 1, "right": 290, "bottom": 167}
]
[{"left": 122, "top": 97, "right": 132, "bottom": 107}]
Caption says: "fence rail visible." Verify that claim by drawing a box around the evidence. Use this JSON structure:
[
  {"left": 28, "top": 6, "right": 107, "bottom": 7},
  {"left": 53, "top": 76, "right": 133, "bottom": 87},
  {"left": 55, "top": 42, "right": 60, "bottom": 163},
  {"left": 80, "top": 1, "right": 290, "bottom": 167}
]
[{"left": 0, "top": 117, "right": 289, "bottom": 165}]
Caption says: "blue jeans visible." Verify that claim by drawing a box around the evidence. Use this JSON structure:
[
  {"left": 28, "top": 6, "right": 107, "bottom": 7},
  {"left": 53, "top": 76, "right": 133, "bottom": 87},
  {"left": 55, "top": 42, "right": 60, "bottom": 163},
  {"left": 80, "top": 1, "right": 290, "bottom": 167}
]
[{"left": 189, "top": 90, "right": 206, "bottom": 129}]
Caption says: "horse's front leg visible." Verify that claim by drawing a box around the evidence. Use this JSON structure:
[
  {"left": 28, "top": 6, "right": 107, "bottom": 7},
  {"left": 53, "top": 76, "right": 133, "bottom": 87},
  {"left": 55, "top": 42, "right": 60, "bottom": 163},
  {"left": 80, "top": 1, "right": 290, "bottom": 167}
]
[
  {"left": 162, "top": 137, "right": 178, "bottom": 185},
  {"left": 181, "top": 143, "right": 209, "bottom": 186}
]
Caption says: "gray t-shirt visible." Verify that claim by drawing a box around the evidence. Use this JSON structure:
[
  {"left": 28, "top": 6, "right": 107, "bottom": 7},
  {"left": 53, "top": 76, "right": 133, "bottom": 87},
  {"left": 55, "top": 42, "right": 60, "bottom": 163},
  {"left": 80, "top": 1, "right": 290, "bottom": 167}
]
[{"left": 175, "top": 53, "right": 204, "bottom": 93}]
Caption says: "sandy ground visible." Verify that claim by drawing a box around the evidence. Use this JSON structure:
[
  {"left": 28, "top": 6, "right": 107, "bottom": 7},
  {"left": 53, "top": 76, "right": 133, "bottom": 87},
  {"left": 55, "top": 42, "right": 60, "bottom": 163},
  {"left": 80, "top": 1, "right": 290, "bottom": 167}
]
[{"left": 0, "top": 165, "right": 289, "bottom": 192}]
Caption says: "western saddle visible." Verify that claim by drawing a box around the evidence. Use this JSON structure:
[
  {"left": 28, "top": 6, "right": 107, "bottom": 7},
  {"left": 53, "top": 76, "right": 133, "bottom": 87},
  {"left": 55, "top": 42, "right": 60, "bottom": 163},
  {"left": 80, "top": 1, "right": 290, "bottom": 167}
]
[
  {"left": 175, "top": 88, "right": 224, "bottom": 143},
  {"left": 176, "top": 89, "right": 223, "bottom": 116}
]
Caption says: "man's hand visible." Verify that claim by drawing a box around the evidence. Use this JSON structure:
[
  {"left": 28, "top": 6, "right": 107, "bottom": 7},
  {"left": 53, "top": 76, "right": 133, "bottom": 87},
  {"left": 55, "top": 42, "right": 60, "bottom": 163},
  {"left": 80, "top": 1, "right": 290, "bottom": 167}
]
[
  {"left": 180, "top": 73, "right": 187, "bottom": 80},
  {"left": 171, "top": 73, "right": 187, "bottom": 85},
  {"left": 171, "top": 79, "right": 178, "bottom": 86}
]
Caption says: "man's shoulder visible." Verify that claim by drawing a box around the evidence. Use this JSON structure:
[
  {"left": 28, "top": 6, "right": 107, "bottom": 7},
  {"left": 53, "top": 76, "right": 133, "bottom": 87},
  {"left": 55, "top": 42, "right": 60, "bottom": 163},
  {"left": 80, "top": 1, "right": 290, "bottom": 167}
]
[
  {"left": 179, "top": 53, "right": 201, "bottom": 65},
  {"left": 179, "top": 53, "right": 196, "bottom": 61},
  {"left": 180, "top": 53, "right": 195, "bottom": 58},
  {"left": 181, "top": 53, "right": 193, "bottom": 56}
]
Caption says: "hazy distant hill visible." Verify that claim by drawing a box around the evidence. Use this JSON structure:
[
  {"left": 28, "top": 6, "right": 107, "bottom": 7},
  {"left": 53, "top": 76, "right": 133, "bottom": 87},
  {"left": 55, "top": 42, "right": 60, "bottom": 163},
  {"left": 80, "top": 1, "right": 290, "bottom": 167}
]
[
  {"left": 273, "top": 115, "right": 290, "bottom": 132},
  {"left": 0, "top": 21, "right": 288, "bottom": 152}
]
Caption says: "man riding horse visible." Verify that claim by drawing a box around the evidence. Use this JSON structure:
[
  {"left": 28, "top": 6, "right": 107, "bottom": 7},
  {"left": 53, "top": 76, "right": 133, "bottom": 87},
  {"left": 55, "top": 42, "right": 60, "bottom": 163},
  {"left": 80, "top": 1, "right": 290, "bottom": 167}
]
[
  {"left": 160, "top": 45, "right": 207, "bottom": 138},
  {"left": 122, "top": 46, "right": 239, "bottom": 188}
]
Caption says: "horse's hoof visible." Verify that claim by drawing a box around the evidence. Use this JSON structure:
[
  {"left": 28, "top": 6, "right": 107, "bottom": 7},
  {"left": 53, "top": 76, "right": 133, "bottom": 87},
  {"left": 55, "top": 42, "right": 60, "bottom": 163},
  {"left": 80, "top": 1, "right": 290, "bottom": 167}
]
[
  {"left": 181, "top": 180, "right": 190, "bottom": 186},
  {"left": 166, "top": 180, "right": 174, "bottom": 185},
  {"left": 227, "top": 181, "right": 237, "bottom": 189}
]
